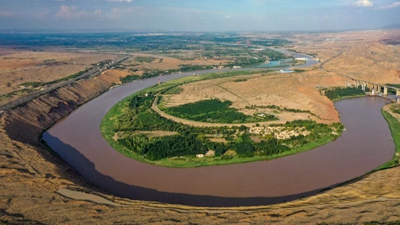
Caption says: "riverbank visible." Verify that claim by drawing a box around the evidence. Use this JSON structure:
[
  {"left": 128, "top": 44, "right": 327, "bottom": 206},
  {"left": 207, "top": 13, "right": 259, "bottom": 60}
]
[{"left": 377, "top": 105, "right": 400, "bottom": 170}]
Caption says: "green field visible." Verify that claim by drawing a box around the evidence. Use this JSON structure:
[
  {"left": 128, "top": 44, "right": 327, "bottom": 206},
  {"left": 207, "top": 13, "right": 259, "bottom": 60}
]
[
  {"left": 135, "top": 56, "right": 156, "bottom": 63},
  {"left": 163, "top": 99, "right": 277, "bottom": 123},
  {"left": 163, "top": 86, "right": 183, "bottom": 95},
  {"left": 324, "top": 87, "right": 365, "bottom": 102}
]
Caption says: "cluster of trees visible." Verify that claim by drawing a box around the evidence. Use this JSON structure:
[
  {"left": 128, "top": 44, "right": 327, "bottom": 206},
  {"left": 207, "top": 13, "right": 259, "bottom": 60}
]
[
  {"left": 179, "top": 64, "right": 214, "bottom": 72},
  {"left": 224, "top": 57, "right": 265, "bottom": 68},
  {"left": 164, "top": 99, "right": 277, "bottom": 123},
  {"left": 135, "top": 56, "right": 155, "bottom": 63},
  {"left": 248, "top": 39, "right": 291, "bottom": 47},
  {"left": 118, "top": 133, "right": 208, "bottom": 160},
  {"left": 234, "top": 78, "right": 248, "bottom": 82},
  {"left": 162, "top": 86, "right": 183, "bottom": 95},
  {"left": 120, "top": 75, "right": 140, "bottom": 84},
  {"left": 143, "top": 134, "right": 207, "bottom": 160},
  {"left": 324, "top": 87, "right": 365, "bottom": 101}
]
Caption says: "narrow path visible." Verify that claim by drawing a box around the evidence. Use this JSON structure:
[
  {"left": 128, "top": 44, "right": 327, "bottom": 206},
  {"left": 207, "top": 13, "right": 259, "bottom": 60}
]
[
  {"left": 319, "top": 50, "right": 345, "bottom": 71},
  {"left": 216, "top": 84, "right": 251, "bottom": 105},
  {"left": 57, "top": 189, "right": 122, "bottom": 206}
]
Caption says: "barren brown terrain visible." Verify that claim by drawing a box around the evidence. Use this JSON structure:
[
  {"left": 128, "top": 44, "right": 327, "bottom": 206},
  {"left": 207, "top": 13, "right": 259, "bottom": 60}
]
[
  {"left": 2, "top": 30, "right": 400, "bottom": 224},
  {"left": 161, "top": 71, "right": 347, "bottom": 124},
  {"left": 121, "top": 53, "right": 227, "bottom": 76},
  {"left": 287, "top": 30, "right": 400, "bottom": 84},
  {"left": 0, "top": 47, "right": 118, "bottom": 105}
]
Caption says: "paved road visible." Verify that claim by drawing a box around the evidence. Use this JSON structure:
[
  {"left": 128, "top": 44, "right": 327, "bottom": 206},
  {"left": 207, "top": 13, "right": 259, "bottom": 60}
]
[
  {"left": 0, "top": 55, "right": 131, "bottom": 112},
  {"left": 319, "top": 50, "right": 345, "bottom": 71}
]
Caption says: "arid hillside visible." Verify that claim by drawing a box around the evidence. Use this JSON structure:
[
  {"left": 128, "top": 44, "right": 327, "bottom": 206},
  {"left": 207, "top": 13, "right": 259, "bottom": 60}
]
[
  {"left": 0, "top": 49, "right": 118, "bottom": 94},
  {"left": 288, "top": 30, "right": 400, "bottom": 85},
  {"left": 324, "top": 42, "right": 400, "bottom": 83},
  {"left": 163, "top": 71, "right": 346, "bottom": 123},
  {"left": 0, "top": 47, "right": 118, "bottom": 106},
  {"left": 123, "top": 53, "right": 227, "bottom": 72}
]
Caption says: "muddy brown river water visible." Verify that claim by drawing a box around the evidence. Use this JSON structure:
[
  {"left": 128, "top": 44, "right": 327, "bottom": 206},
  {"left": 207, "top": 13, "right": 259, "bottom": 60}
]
[{"left": 43, "top": 70, "right": 395, "bottom": 207}]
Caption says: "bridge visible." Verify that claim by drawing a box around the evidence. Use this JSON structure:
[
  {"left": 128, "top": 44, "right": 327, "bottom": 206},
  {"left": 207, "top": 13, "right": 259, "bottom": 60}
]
[
  {"left": 318, "top": 51, "right": 400, "bottom": 100},
  {"left": 343, "top": 75, "right": 400, "bottom": 98}
]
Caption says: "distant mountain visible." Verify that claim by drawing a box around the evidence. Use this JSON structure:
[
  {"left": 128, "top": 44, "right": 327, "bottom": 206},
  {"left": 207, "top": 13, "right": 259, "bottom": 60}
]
[{"left": 383, "top": 23, "right": 400, "bottom": 29}]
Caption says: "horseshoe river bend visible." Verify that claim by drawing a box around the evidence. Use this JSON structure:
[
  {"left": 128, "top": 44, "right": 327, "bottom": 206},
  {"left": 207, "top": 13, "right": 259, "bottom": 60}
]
[{"left": 42, "top": 57, "right": 395, "bottom": 207}]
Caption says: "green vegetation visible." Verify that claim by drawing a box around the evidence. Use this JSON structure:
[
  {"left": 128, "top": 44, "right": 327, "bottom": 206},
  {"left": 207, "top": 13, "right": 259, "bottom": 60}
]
[
  {"left": 163, "top": 86, "right": 183, "bottom": 94},
  {"left": 234, "top": 78, "right": 248, "bottom": 82},
  {"left": 179, "top": 64, "right": 214, "bottom": 71},
  {"left": 324, "top": 87, "right": 365, "bottom": 101},
  {"left": 135, "top": 56, "right": 155, "bottom": 63},
  {"left": 0, "top": 88, "right": 34, "bottom": 101},
  {"left": 119, "top": 75, "right": 141, "bottom": 84},
  {"left": 222, "top": 49, "right": 290, "bottom": 68},
  {"left": 376, "top": 110, "right": 400, "bottom": 170},
  {"left": 163, "top": 99, "right": 277, "bottom": 123},
  {"left": 386, "top": 83, "right": 400, "bottom": 89},
  {"left": 386, "top": 83, "right": 400, "bottom": 94},
  {"left": 294, "top": 69, "right": 306, "bottom": 73},
  {"left": 391, "top": 104, "right": 400, "bottom": 114},
  {"left": 101, "top": 71, "right": 344, "bottom": 167},
  {"left": 19, "top": 82, "right": 42, "bottom": 88}
]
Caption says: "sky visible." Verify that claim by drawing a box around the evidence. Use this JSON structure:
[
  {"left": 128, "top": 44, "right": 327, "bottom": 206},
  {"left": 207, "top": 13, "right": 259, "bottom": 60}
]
[{"left": 0, "top": 0, "right": 399, "bottom": 32}]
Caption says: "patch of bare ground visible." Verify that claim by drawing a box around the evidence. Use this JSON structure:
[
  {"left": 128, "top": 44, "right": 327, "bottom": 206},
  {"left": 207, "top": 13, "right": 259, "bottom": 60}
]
[
  {"left": 287, "top": 29, "right": 400, "bottom": 85},
  {"left": 162, "top": 71, "right": 346, "bottom": 124},
  {"left": 323, "top": 42, "right": 400, "bottom": 83},
  {"left": 100, "top": 69, "right": 131, "bottom": 84},
  {"left": 2, "top": 30, "right": 400, "bottom": 224},
  {"left": 132, "top": 130, "right": 178, "bottom": 137},
  {"left": 287, "top": 30, "right": 392, "bottom": 62},
  {"left": 0, "top": 48, "right": 118, "bottom": 95},
  {"left": 121, "top": 53, "right": 227, "bottom": 76}
]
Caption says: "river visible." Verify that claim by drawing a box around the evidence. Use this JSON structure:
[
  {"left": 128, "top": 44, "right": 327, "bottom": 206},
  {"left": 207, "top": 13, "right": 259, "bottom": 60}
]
[{"left": 42, "top": 60, "right": 394, "bottom": 207}]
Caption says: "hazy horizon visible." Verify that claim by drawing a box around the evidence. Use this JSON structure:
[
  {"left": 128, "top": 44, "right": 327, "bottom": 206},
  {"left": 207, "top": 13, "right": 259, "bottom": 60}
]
[{"left": 1, "top": 0, "right": 400, "bottom": 32}]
